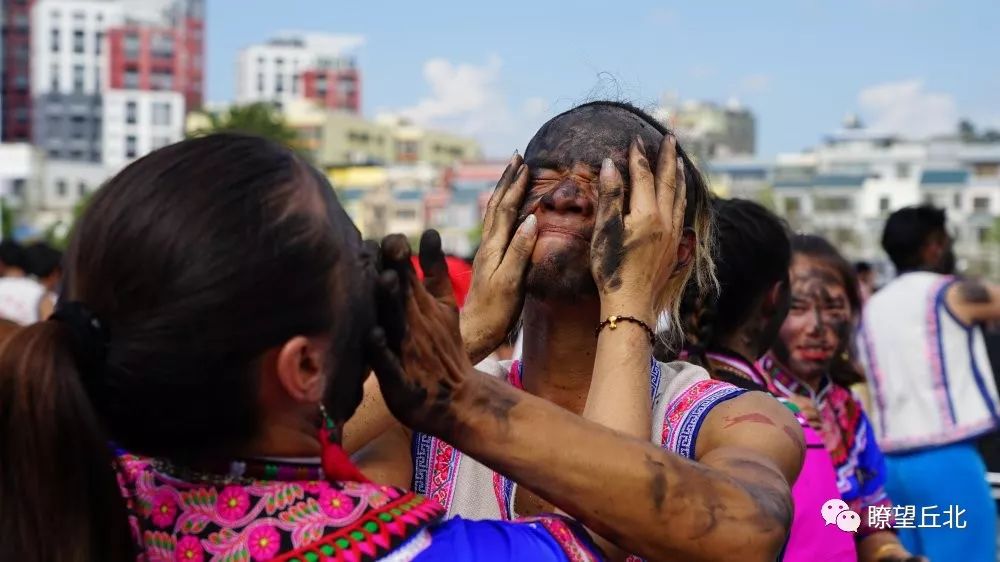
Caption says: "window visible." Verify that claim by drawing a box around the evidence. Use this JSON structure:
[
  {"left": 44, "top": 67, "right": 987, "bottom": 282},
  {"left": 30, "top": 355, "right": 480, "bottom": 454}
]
[
  {"left": 337, "top": 77, "right": 355, "bottom": 97},
  {"left": 78, "top": 182, "right": 87, "bottom": 197},
  {"left": 70, "top": 115, "right": 86, "bottom": 138},
  {"left": 56, "top": 180, "right": 68, "bottom": 197},
  {"left": 51, "top": 28, "right": 60, "bottom": 52},
  {"left": 12, "top": 179, "right": 26, "bottom": 197},
  {"left": 896, "top": 163, "right": 911, "bottom": 179},
  {"left": 152, "top": 102, "right": 171, "bottom": 126},
  {"left": 316, "top": 74, "right": 328, "bottom": 96},
  {"left": 257, "top": 73, "right": 265, "bottom": 93},
  {"left": 785, "top": 197, "right": 801, "bottom": 215},
  {"left": 879, "top": 197, "right": 890, "bottom": 213},
  {"left": 973, "top": 197, "right": 991, "bottom": 212},
  {"left": 813, "top": 196, "right": 853, "bottom": 212},
  {"left": 151, "top": 34, "right": 174, "bottom": 58},
  {"left": 124, "top": 33, "right": 140, "bottom": 59},
  {"left": 124, "top": 69, "right": 140, "bottom": 89},
  {"left": 151, "top": 71, "right": 174, "bottom": 90},
  {"left": 95, "top": 31, "right": 104, "bottom": 55},
  {"left": 50, "top": 63, "right": 60, "bottom": 91},
  {"left": 125, "top": 135, "right": 138, "bottom": 159},
  {"left": 73, "top": 29, "right": 85, "bottom": 53},
  {"left": 94, "top": 66, "right": 102, "bottom": 90},
  {"left": 292, "top": 73, "right": 299, "bottom": 94},
  {"left": 126, "top": 101, "right": 137, "bottom": 124},
  {"left": 14, "top": 73, "right": 29, "bottom": 91},
  {"left": 275, "top": 74, "right": 284, "bottom": 93},
  {"left": 978, "top": 227, "right": 991, "bottom": 244},
  {"left": 396, "top": 208, "right": 417, "bottom": 220},
  {"left": 72, "top": 64, "right": 85, "bottom": 92},
  {"left": 973, "top": 163, "right": 999, "bottom": 178},
  {"left": 953, "top": 193, "right": 962, "bottom": 209}
]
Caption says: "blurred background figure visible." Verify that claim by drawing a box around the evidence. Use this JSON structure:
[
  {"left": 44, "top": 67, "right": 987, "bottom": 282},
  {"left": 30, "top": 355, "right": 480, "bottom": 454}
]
[
  {"left": 855, "top": 261, "right": 877, "bottom": 303},
  {"left": 760, "top": 234, "right": 919, "bottom": 561},
  {"left": 858, "top": 205, "right": 1000, "bottom": 560},
  {"left": 24, "top": 242, "right": 63, "bottom": 320},
  {"left": 0, "top": 241, "right": 47, "bottom": 325}
]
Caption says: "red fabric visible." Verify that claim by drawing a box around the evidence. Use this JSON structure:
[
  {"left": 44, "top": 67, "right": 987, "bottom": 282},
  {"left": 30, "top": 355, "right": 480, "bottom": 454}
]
[
  {"left": 320, "top": 424, "right": 370, "bottom": 483},
  {"left": 410, "top": 256, "right": 473, "bottom": 308}
]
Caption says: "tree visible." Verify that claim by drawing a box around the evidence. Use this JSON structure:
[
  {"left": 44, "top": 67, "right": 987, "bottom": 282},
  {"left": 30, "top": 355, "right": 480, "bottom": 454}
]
[{"left": 189, "top": 103, "right": 301, "bottom": 149}]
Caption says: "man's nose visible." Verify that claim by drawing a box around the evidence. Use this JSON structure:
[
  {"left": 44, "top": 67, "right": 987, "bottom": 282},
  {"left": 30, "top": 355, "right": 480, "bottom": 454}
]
[{"left": 540, "top": 179, "right": 593, "bottom": 215}]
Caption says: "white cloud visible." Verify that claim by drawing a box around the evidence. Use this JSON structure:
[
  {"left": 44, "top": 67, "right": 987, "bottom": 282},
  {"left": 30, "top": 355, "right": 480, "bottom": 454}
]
[
  {"left": 392, "top": 56, "right": 552, "bottom": 157},
  {"left": 857, "top": 80, "right": 958, "bottom": 138},
  {"left": 737, "top": 74, "right": 771, "bottom": 94}
]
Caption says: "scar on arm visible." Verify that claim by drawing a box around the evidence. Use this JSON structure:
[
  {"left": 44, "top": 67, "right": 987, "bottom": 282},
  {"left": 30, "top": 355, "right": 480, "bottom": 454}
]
[
  {"left": 782, "top": 424, "right": 806, "bottom": 459},
  {"left": 722, "top": 412, "right": 778, "bottom": 430}
]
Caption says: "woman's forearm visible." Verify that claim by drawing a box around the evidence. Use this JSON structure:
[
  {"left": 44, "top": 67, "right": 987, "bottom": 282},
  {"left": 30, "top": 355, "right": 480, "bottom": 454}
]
[{"left": 446, "top": 374, "right": 788, "bottom": 561}]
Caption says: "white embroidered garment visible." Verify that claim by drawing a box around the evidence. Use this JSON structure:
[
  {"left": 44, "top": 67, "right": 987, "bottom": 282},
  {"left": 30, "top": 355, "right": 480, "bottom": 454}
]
[{"left": 411, "top": 359, "right": 746, "bottom": 521}]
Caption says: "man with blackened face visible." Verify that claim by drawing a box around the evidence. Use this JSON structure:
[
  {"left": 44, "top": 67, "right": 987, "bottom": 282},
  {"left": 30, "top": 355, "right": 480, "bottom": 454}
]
[{"left": 381, "top": 101, "right": 808, "bottom": 560}]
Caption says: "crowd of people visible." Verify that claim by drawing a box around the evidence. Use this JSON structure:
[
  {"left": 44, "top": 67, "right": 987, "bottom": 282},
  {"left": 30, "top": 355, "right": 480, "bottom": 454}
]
[{"left": 0, "top": 100, "right": 998, "bottom": 562}]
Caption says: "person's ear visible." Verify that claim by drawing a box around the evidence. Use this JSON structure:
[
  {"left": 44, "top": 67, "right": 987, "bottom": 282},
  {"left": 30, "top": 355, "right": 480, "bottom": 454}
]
[
  {"left": 670, "top": 228, "right": 696, "bottom": 277},
  {"left": 763, "top": 280, "right": 790, "bottom": 315},
  {"left": 274, "top": 335, "right": 328, "bottom": 404}
]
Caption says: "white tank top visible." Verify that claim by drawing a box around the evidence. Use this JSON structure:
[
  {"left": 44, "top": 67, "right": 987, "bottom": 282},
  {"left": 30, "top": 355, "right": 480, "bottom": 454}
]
[
  {"left": 857, "top": 272, "right": 1000, "bottom": 453},
  {"left": 0, "top": 277, "right": 45, "bottom": 325},
  {"left": 411, "top": 359, "right": 746, "bottom": 521}
]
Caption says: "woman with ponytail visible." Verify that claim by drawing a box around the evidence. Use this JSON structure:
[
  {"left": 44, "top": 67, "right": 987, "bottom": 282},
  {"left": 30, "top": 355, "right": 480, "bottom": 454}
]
[
  {"left": 679, "top": 198, "right": 853, "bottom": 561},
  {"left": 0, "top": 134, "right": 618, "bottom": 561}
]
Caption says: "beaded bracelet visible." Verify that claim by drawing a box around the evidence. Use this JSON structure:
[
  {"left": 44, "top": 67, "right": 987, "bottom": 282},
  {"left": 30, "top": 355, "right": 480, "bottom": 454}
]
[{"left": 595, "top": 315, "right": 656, "bottom": 345}]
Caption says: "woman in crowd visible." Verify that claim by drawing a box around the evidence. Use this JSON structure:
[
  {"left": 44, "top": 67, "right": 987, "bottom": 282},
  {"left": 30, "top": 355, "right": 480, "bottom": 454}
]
[
  {"left": 2, "top": 133, "right": 749, "bottom": 562},
  {"left": 680, "top": 198, "right": 854, "bottom": 562},
  {"left": 760, "top": 234, "right": 924, "bottom": 562}
]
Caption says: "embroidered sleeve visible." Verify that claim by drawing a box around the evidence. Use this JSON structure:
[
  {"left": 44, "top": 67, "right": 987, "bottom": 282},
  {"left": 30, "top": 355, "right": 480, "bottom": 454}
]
[
  {"left": 659, "top": 379, "right": 747, "bottom": 459},
  {"left": 515, "top": 515, "right": 606, "bottom": 562}
]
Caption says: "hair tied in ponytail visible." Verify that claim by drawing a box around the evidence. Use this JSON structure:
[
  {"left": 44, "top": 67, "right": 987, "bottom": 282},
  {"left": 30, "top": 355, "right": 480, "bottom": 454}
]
[{"left": 50, "top": 301, "right": 109, "bottom": 376}]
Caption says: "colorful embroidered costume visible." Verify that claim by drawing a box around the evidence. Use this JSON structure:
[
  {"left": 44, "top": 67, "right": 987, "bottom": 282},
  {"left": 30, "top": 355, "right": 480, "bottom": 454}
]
[
  {"left": 760, "top": 354, "right": 894, "bottom": 539},
  {"left": 706, "top": 351, "right": 855, "bottom": 562},
  {"left": 115, "top": 451, "right": 604, "bottom": 561}
]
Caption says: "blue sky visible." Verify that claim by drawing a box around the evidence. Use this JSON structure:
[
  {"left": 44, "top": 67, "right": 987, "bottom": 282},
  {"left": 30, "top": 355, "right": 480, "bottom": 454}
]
[{"left": 206, "top": 0, "right": 1000, "bottom": 158}]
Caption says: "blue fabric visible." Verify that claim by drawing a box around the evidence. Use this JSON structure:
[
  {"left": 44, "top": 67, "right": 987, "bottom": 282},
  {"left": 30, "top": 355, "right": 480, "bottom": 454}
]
[
  {"left": 884, "top": 441, "right": 997, "bottom": 560},
  {"left": 414, "top": 516, "right": 604, "bottom": 561}
]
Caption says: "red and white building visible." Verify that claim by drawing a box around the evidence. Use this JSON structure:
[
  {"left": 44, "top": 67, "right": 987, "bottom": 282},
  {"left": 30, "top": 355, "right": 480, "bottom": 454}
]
[
  {"left": 237, "top": 32, "right": 361, "bottom": 113},
  {"left": 4, "top": 0, "right": 203, "bottom": 230}
]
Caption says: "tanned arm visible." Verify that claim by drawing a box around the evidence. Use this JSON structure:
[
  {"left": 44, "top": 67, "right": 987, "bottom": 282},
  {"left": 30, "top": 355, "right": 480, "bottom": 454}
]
[
  {"left": 946, "top": 278, "right": 1000, "bottom": 325},
  {"left": 438, "top": 375, "right": 798, "bottom": 561}
]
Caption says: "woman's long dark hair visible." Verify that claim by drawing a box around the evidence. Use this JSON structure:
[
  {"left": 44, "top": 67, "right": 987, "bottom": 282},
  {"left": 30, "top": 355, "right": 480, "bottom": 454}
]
[
  {"left": 788, "top": 234, "right": 866, "bottom": 387},
  {"left": 0, "top": 134, "right": 350, "bottom": 561},
  {"left": 679, "top": 198, "right": 791, "bottom": 383}
]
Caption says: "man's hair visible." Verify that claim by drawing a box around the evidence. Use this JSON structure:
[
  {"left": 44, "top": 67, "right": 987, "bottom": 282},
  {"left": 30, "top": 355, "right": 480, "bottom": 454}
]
[
  {"left": 881, "top": 204, "right": 947, "bottom": 272},
  {"left": 681, "top": 198, "right": 790, "bottom": 368},
  {"left": 543, "top": 100, "right": 717, "bottom": 349},
  {"left": 0, "top": 241, "right": 27, "bottom": 270},
  {"left": 25, "top": 243, "right": 63, "bottom": 279},
  {"left": 854, "top": 261, "right": 872, "bottom": 275}
]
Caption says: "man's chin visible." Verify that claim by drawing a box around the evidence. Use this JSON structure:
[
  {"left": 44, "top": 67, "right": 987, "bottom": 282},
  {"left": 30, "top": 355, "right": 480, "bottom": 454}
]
[{"left": 525, "top": 265, "right": 597, "bottom": 302}]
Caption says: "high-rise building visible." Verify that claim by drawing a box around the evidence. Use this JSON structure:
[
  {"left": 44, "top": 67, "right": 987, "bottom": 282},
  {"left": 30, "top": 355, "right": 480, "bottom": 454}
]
[
  {"left": 237, "top": 32, "right": 361, "bottom": 113},
  {"left": 1, "top": 0, "right": 38, "bottom": 142},
  {"left": 13, "top": 0, "right": 200, "bottom": 231},
  {"left": 31, "top": 0, "right": 124, "bottom": 162},
  {"left": 106, "top": 0, "right": 204, "bottom": 110}
]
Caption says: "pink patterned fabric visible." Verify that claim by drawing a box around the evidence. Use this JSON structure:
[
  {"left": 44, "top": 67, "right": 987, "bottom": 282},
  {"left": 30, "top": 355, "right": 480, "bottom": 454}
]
[{"left": 114, "top": 452, "right": 443, "bottom": 562}]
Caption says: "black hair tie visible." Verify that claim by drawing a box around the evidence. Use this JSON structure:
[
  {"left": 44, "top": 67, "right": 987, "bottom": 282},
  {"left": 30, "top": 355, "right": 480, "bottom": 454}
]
[{"left": 50, "top": 301, "right": 109, "bottom": 377}]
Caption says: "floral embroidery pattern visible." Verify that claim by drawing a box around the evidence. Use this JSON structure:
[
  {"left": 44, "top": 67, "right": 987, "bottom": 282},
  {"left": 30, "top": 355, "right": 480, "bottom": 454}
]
[{"left": 115, "top": 453, "right": 443, "bottom": 562}]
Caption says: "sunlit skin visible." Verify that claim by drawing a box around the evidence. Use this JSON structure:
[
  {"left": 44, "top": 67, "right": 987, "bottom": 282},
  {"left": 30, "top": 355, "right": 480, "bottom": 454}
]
[{"left": 772, "top": 255, "right": 852, "bottom": 390}]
